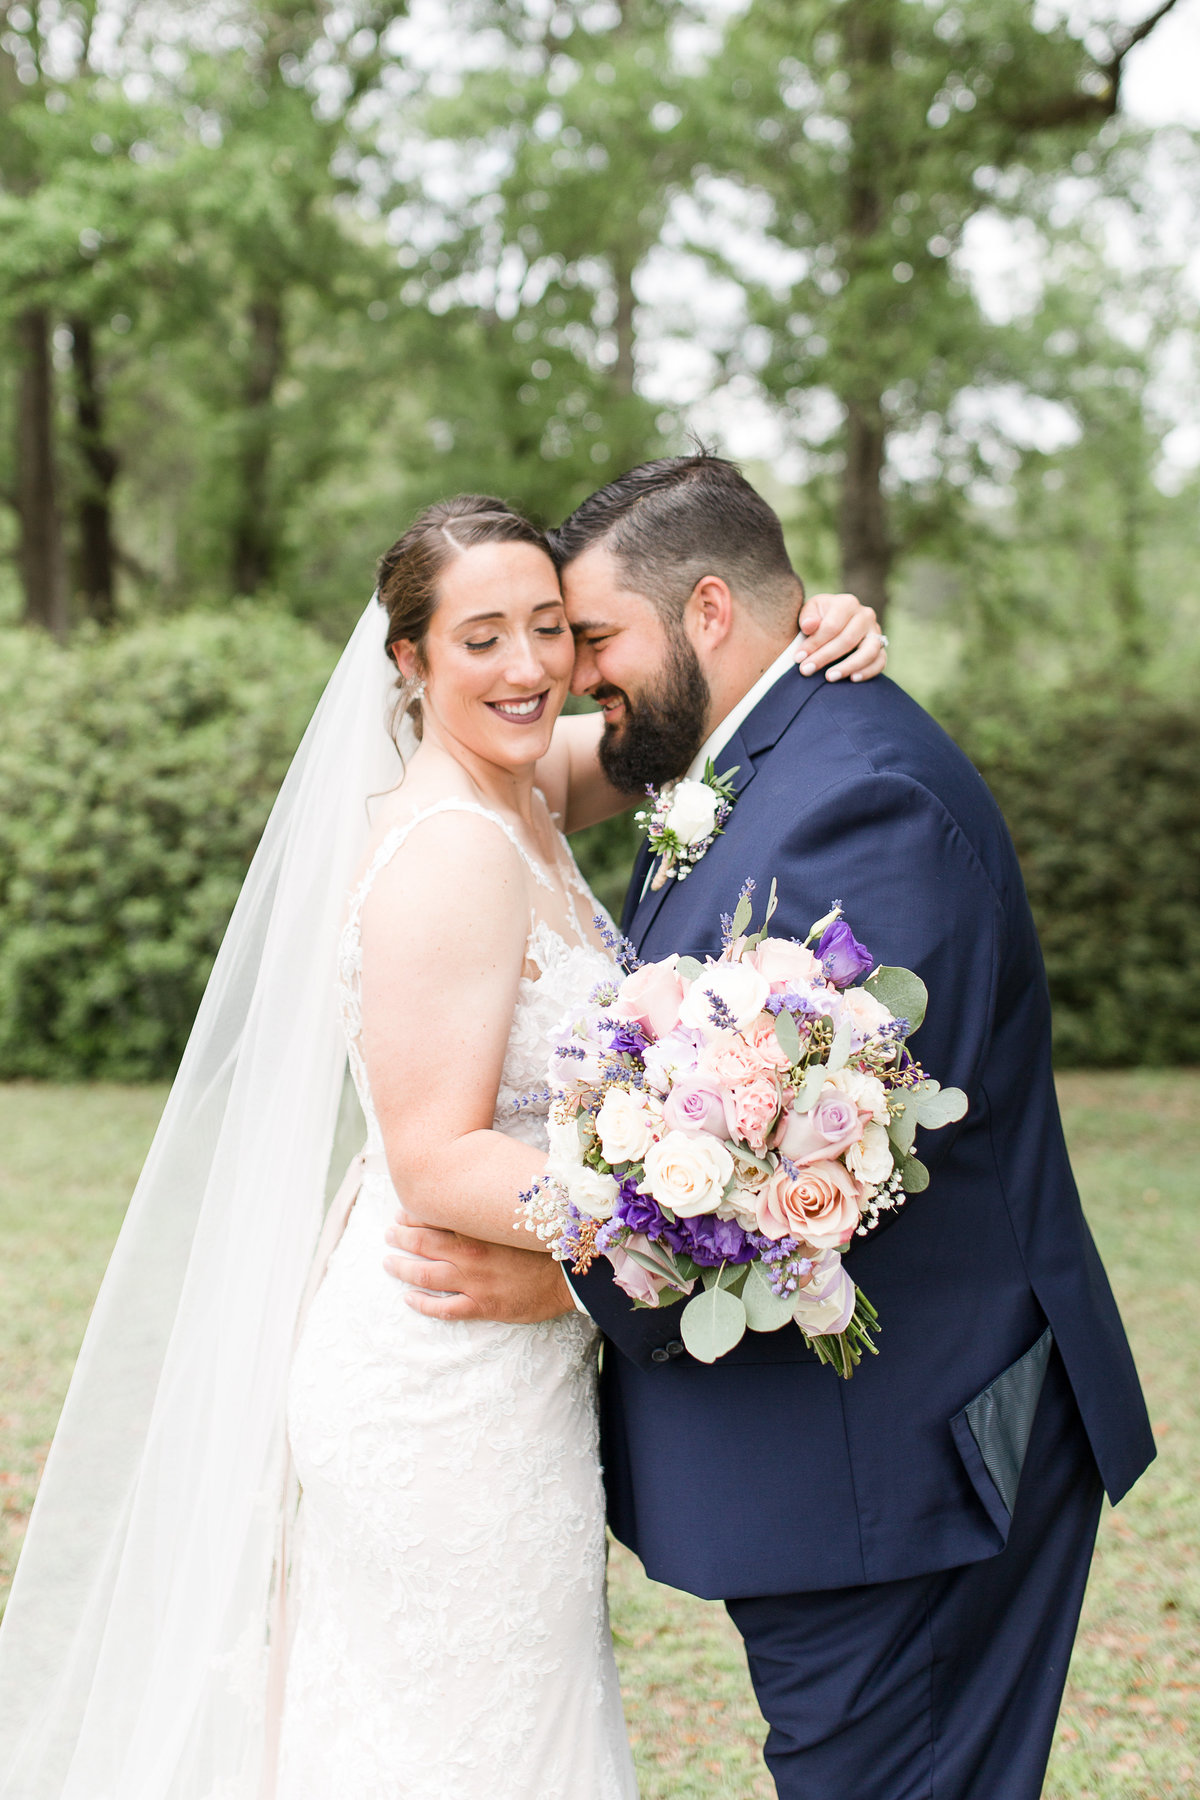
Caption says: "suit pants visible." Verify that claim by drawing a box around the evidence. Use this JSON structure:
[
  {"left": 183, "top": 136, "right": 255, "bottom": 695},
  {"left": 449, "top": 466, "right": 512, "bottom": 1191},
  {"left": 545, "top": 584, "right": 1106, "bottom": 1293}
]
[{"left": 725, "top": 1350, "right": 1103, "bottom": 1800}]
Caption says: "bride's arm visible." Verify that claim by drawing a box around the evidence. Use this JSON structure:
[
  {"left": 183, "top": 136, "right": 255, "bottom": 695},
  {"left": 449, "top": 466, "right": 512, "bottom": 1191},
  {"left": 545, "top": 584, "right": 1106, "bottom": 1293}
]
[
  {"left": 358, "top": 813, "right": 552, "bottom": 1251},
  {"left": 535, "top": 591, "right": 889, "bottom": 834}
]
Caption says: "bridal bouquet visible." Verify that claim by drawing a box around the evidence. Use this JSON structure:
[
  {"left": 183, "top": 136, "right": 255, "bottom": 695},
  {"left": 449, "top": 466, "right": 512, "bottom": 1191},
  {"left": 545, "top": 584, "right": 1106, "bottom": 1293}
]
[{"left": 521, "top": 883, "right": 967, "bottom": 1376}]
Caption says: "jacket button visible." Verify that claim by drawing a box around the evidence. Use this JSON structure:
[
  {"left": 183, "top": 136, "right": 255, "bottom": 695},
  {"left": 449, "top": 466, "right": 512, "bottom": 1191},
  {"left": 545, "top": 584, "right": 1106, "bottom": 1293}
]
[
  {"left": 650, "top": 1348, "right": 670, "bottom": 1363},
  {"left": 666, "top": 1340, "right": 685, "bottom": 1357}
]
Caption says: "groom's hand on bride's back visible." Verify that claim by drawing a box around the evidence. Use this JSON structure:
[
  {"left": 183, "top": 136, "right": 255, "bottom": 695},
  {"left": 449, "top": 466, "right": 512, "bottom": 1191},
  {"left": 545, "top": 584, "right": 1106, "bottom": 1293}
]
[{"left": 383, "top": 1212, "right": 576, "bottom": 1324}]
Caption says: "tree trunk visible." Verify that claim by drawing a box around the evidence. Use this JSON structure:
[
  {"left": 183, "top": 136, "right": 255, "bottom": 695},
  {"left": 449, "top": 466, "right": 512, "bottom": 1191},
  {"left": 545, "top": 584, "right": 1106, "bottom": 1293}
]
[
  {"left": 612, "top": 250, "right": 636, "bottom": 401},
  {"left": 16, "top": 307, "right": 68, "bottom": 636},
  {"left": 231, "top": 294, "right": 285, "bottom": 595},
  {"left": 838, "top": 399, "right": 892, "bottom": 622},
  {"left": 69, "top": 316, "right": 119, "bottom": 624}
]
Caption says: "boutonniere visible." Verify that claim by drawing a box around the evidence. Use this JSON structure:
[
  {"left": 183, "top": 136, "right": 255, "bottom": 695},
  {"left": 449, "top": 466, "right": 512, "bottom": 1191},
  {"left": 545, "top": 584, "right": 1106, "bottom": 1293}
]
[{"left": 636, "top": 759, "right": 739, "bottom": 890}]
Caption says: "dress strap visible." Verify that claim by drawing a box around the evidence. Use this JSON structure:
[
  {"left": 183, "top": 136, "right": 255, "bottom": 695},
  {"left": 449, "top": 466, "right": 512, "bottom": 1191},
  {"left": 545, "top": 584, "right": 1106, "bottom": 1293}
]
[{"left": 345, "top": 797, "right": 553, "bottom": 934}]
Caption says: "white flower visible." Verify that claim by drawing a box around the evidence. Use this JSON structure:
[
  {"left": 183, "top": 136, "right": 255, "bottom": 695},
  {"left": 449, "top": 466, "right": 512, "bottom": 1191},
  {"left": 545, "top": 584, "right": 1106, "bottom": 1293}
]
[
  {"left": 846, "top": 1120, "right": 894, "bottom": 1185},
  {"left": 595, "top": 1087, "right": 658, "bottom": 1166},
  {"left": 838, "top": 985, "right": 893, "bottom": 1046},
  {"left": 546, "top": 1104, "right": 585, "bottom": 1174},
  {"left": 678, "top": 959, "right": 771, "bottom": 1035},
  {"left": 643, "top": 1129, "right": 734, "bottom": 1216},
  {"left": 827, "top": 1067, "right": 889, "bottom": 1125},
  {"left": 666, "top": 779, "right": 721, "bottom": 847},
  {"left": 641, "top": 1027, "right": 701, "bottom": 1095},
  {"left": 566, "top": 1164, "right": 619, "bottom": 1221}
]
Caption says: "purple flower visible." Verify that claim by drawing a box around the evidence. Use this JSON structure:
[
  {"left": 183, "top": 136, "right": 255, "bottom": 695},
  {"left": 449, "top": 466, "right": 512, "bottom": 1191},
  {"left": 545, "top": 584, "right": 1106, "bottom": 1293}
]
[
  {"left": 662, "top": 1212, "right": 757, "bottom": 1266},
  {"left": 601, "top": 1017, "right": 647, "bottom": 1056},
  {"left": 616, "top": 1182, "right": 666, "bottom": 1236},
  {"left": 817, "top": 920, "right": 874, "bottom": 989}
]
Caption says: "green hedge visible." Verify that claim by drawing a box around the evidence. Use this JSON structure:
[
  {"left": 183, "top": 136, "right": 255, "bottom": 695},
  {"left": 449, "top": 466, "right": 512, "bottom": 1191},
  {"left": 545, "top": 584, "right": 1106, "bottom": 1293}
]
[
  {"left": 0, "top": 614, "right": 333, "bottom": 1080},
  {"left": 0, "top": 623, "right": 1194, "bottom": 1078},
  {"left": 939, "top": 685, "right": 1200, "bottom": 1067}
]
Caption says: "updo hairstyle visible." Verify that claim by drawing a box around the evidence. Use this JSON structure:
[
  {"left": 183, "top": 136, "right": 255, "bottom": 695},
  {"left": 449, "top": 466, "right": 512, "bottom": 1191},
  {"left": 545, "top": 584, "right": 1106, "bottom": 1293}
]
[{"left": 377, "top": 495, "right": 553, "bottom": 742}]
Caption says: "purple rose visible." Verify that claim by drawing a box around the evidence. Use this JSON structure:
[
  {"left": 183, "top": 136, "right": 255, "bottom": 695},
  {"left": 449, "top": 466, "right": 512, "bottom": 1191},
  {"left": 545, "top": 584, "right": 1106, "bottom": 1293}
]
[
  {"left": 816, "top": 920, "right": 874, "bottom": 989},
  {"left": 662, "top": 1077, "right": 728, "bottom": 1137},
  {"left": 662, "top": 1211, "right": 756, "bottom": 1266}
]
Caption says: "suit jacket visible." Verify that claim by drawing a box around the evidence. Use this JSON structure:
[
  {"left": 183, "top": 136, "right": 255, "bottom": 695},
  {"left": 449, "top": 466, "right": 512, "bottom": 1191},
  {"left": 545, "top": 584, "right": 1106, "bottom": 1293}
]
[{"left": 573, "top": 667, "right": 1154, "bottom": 1600}]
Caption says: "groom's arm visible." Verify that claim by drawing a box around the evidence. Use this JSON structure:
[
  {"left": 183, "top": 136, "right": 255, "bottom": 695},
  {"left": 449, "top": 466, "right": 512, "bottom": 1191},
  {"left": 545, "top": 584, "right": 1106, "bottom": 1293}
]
[{"left": 575, "top": 764, "right": 1009, "bottom": 1367}]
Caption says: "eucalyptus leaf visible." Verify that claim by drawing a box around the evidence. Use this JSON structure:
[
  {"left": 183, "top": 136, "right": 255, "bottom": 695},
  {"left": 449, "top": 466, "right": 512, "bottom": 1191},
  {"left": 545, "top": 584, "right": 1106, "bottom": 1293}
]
[
  {"left": 774, "top": 1008, "right": 801, "bottom": 1064},
  {"left": 794, "top": 1064, "right": 828, "bottom": 1113},
  {"left": 677, "top": 956, "right": 703, "bottom": 981},
  {"left": 888, "top": 1100, "right": 918, "bottom": 1156},
  {"left": 741, "top": 1260, "right": 801, "bottom": 1333},
  {"left": 900, "top": 1154, "right": 930, "bottom": 1193},
  {"left": 624, "top": 1243, "right": 688, "bottom": 1285},
  {"left": 827, "top": 1018, "right": 852, "bottom": 1073},
  {"left": 863, "top": 966, "right": 928, "bottom": 1035},
  {"left": 680, "top": 1286, "right": 748, "bottom": 1363},
  {"left": 913, "top": 1083, "right": 968, "bottom": 1129},
  {"left": 731, "top": 893, "right": 753, "bottom": 939}
]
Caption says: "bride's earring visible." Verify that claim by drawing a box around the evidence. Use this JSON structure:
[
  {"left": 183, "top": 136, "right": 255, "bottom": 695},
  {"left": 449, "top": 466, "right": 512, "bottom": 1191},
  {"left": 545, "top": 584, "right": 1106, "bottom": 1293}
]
[{"left": 411, "top": 678, "right": 426, "bottom": 703}]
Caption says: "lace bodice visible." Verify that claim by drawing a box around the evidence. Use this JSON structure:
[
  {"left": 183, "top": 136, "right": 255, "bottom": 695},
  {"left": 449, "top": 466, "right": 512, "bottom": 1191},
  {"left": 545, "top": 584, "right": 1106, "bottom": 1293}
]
[{"left": 335, "top": 796, "right": 615, "bottom": 1157}]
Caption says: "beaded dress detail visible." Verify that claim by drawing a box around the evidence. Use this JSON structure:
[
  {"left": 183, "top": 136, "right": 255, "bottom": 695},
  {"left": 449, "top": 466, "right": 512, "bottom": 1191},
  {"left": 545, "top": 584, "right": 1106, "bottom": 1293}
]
[{"left": 278, "top": 800, "right": 637, "bottom": 1800}]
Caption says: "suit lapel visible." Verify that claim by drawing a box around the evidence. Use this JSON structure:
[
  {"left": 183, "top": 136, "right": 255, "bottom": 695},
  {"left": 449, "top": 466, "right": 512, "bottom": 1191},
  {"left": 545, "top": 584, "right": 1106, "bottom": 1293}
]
[{"left": 624, "top": 666, "right": 828, "bottom": 951}]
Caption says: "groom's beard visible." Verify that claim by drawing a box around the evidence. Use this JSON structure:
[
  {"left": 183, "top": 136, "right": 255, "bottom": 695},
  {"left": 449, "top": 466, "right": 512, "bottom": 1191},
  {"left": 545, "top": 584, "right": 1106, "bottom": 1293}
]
[{"left": 595, "top": 632, "right": 711, "bottom": 795}]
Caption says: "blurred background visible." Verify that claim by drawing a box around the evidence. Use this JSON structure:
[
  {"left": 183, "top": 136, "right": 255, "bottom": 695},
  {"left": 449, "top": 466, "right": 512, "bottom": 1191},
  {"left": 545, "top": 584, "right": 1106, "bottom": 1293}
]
[{"left": 0, "top": 0, "right": 1197, "bottom": 1077}]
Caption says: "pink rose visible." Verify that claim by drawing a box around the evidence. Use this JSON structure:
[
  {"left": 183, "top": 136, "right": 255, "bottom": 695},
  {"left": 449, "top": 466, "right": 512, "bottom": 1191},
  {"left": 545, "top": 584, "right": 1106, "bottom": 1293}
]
[
  {"left": 614, "top": 958, "right": 686, "bottom": 1041},
  {"left": 745, "top": 1017, "right": 794, "bottom": 1072},
  {"left": 608, "top": 1235, "right": 675, "bottom": 1307},
  {"left": 697, "top": 1031, "right": 765, "bottom": 1089},
  {"left": 663, "top": 1077, "right": 728, "bottom": 1137},
  {"left": 755, "top": 1158, "right": 863, "bottom": 1247},
  {"left": 750, "top": 937, "right": 823, "bottom": 991},
  {"left": 838, "top": 984, "right": 893, "bottom": 1047},
  {"left": 775, "top": 1085, "right": 869, "bottom": 1165},
  {"left": 723, "top": 1076, "right": 782, "bottom": 1152}
]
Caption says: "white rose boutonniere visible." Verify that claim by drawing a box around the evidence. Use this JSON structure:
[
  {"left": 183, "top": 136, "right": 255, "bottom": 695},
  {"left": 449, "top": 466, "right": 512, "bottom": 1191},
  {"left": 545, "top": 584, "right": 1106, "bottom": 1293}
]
[{"left": 636, "top": 759, "right": 738, "bottom": 890}]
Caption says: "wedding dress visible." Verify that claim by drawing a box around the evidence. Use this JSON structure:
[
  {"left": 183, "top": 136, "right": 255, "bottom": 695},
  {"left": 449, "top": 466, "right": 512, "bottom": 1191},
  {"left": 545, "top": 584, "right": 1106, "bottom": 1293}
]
[{"left": 278, "top": 798, "right": 639, "bottom": 1800}]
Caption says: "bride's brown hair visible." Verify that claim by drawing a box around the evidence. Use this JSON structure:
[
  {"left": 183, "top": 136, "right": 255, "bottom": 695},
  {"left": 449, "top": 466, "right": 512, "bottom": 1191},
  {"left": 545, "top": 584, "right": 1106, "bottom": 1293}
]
[{"left": 376, "top": 496, "right": 553, "bottom": 742}]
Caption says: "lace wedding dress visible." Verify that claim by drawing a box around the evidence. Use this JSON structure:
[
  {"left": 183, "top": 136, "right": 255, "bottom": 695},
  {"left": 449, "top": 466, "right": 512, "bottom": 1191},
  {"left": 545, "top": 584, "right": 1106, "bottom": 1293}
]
[{"left": 278, "top": 799, "right": 639, "bottom": 1800}]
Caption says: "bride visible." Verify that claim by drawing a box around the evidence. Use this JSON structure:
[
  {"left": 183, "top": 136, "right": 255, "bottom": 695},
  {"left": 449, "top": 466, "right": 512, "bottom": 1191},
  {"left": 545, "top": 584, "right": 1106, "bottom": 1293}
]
[{"left": 0, "top": 495, "right": 882, "bottom": 1799}]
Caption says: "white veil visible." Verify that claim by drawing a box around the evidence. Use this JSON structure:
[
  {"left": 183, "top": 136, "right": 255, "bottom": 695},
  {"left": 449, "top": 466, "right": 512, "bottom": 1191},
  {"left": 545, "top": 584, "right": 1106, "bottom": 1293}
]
[{"left": 0, "top": 597, "right": 404, "bottom": 1799}]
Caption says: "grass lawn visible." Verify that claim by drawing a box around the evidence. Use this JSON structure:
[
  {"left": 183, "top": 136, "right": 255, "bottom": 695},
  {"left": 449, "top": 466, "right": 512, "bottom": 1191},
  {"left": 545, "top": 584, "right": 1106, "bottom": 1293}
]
[{"left": 2, "top": 1072, "right": 1197, "bottom": 1796}]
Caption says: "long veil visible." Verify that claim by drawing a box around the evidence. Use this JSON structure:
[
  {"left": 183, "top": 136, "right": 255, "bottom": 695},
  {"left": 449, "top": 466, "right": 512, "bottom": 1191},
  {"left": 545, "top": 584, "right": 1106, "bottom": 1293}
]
[{"left": 0, "top": 597, "right": 403, "bottom": 1799}]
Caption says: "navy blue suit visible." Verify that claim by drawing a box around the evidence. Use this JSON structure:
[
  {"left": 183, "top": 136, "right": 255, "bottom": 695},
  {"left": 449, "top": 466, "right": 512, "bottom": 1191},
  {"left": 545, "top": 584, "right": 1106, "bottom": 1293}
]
[{"left": 574, "top": 667, "right": 1154, "bottom": 1797}]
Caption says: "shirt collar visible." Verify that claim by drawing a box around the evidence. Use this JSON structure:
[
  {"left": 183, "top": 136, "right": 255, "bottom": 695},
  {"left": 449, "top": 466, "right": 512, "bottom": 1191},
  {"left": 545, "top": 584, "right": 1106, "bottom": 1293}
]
[{"left": 686, "top": 635, "right": 802, "bottom": 781}]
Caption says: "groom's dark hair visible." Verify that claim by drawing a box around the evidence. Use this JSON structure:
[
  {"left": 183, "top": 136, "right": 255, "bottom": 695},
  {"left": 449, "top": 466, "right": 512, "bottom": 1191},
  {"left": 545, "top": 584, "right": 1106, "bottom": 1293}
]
[{"left": 550, "top": 450, "right": 803, "bottom": 624}]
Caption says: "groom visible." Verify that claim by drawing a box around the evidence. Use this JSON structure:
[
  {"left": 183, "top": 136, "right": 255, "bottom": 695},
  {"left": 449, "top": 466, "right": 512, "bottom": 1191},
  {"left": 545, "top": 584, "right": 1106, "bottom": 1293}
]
[{"left": 387, "top": 453, "right": 1154, "bottom": 1798}]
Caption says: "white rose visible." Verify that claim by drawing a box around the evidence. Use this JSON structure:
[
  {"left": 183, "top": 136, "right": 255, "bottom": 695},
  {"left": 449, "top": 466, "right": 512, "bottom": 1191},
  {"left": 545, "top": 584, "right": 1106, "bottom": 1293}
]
[
  {"left": 838, "top": 984, "right": 893, "bottom": 1046},
  {"left": 595, "top": 1087, "right": 657, "bottom": 1166},
  {"left": 827, "top": 1067, "right": 889, "bottom": 1125},
  {"left": 666, "top": 779, "right": 721, "bottom": 847},
  {"left": 566, "top": 1164, "right": 619, "bottom": 1221},
  {"left": 678, "top": 960, "right": 771, "bottom": 1034},
  {"left": 643, "top": 1129, "right": 734, "bottom": 1216},
  {"left": 845, "top": 1120, "right": 894, "bottom": 1186}
]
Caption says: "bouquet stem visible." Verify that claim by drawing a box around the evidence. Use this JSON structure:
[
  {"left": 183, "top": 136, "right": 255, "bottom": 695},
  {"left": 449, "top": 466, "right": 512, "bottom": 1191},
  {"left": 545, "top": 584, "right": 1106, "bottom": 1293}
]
[{"left": 807, "top": 1287, "right": 881, "bottom": 1379}]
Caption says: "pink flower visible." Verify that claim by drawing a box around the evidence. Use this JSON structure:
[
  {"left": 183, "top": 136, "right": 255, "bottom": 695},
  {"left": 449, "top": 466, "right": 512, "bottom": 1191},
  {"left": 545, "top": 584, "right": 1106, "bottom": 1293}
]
[
  {"left": 755, "top": 1158, "right": 863, "bottom": 1247},
  {"left": 614, "top": 958, "right": 686, "bottom": 1041},
  {"left": 775, "top": 1085, "right": 870, "bottom": 1166},
  {"left": 750, "top": 937, "right": 823, "bottom": 991},
  {"left": 698, "top": 1031, "right": 768, "bottom": 1090},
  {"left": 723, "top": 1076, "right": 782, "bottom": 1152},
  {"left": 608, "top": 1235, "right": 675, "bottom": 1307},
  {"left": 791, "top": 1248, "right": 858, "bottom": 1336},
  {"left": 745, "top": 1017, "right": 794, "bottom": 1072},
  {"left": 663, "top": 1077, "right": 728, "bottom": 1137}
]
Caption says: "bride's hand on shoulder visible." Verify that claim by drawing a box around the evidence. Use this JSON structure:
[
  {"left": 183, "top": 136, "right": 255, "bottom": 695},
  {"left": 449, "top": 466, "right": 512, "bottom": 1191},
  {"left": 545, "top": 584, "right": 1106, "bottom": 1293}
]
[{"left": 795, "top": 592, "right": 888, "bottom": 683}]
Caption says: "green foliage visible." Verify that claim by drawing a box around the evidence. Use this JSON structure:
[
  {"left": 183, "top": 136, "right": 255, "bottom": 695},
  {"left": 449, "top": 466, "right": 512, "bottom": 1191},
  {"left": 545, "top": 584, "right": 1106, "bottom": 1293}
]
[
  {"left": 940, "top": 685, "right": 1200, "bottom": 1067},
  {"left": 0, "top": 612, "right": 334, "bottom": 1079}
]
